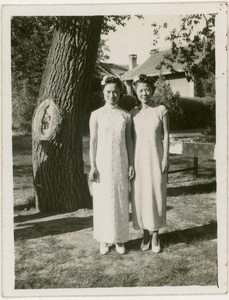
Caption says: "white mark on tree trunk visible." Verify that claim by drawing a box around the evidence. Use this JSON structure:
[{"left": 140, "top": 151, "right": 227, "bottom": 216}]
[{"left": 32, "top": 98, "right": 62, "bottom": 141}]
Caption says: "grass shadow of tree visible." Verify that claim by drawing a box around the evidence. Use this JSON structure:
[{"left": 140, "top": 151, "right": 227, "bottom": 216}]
[
  {"left": 14, "top": 211, "right": 66, "bottom": 223},
  {"left": 167, "top": 181, "right": 216, "bottom": 197},
  {"left": 160, "top": 221, "right": 217, "bottom": 247},
  {"left": 14, "top": 215, "right": 93, "bottom": 240},
  {"left": 14, "top": 197, "right": 36, "bottom": 212},
  {"left": 126, "top": 221, "right": 217, "bottom": 251},
  {"left": 13, "top": 165, "right": 33, "bottom": 177}
]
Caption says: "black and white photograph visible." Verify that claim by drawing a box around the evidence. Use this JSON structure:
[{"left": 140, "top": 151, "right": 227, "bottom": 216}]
[{"left": 1, "top": 1, "right": 228, "bottom": 299}]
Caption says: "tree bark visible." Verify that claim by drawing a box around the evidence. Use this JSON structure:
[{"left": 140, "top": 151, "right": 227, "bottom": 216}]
[{"left": 32, "top": 16, "right": 103, "bottom": 212}]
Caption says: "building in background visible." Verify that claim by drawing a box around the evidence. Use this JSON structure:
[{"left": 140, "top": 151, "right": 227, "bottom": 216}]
[
  {"left": 122, "top": 50, "right": 195, "bottom": 98},
  {"left": 98, "top": 62, "right": 128, "bottom": 78}
]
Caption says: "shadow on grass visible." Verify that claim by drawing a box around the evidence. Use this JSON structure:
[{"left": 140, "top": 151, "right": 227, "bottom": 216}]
[
  {"left": 160, "top": 221, "right": 217, "bottom": 247},
  {"left": 12, "top": 135, "right": 32, "bottom": 154},
  {"left": 13, "top": 165, "right": 33, "bottom": 177},
  {"left": 14, "top": 215, "right": 93, "bottom": 240},
  {"left": 126, "top": 221, "right": 217, "bottom": 251},
  {"left": 167, "top": 181, "right": 216, "bottom": 197},
  {"left": 166, "top": 205, "right": 173, "bottom": 211},
  {"left": 14, "top": 198, "right": 36, "bottom": 212},
  {"left": 14, "top": 201, "right": 35, "bottom": 212},
  {"left": 14, "top": 210, "right": 76, "bottom": 223}
]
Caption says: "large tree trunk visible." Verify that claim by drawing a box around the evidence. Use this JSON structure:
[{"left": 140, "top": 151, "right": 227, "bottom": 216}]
[{"left": 32, "top": 16, "right": 103, "bottom": 212}]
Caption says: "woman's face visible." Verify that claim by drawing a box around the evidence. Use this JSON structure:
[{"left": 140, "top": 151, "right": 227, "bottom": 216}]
[
  {"left": 103, "top": 83, "right": 121, "bottom": 105},
  {"left": 135, "top": 82, "right": 152, "bottom": 104}
]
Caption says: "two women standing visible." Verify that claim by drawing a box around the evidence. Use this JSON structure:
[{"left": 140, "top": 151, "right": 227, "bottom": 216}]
[{"left": 89, "top": 74, "right": 169, "bottom": 255}]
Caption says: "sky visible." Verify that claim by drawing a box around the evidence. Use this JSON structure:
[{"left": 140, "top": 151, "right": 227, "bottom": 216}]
[{"left": 102, "top": 15, "right": 184, "bottom": 66}]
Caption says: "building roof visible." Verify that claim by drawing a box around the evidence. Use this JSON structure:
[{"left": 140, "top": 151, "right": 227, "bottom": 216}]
[
  {"left": 121, "top": 49, "right": 186, "bottom": 81},
  {"left": 99, "top": 62, "right": 128, "bottom": 78}
]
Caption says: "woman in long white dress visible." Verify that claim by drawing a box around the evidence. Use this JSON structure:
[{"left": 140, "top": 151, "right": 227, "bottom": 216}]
[
  {"left": 131, "top": 74, "right": 169, "bottom": 253},
  {"left": 89, "top": 76, "right": 134, "bottom": 255}
]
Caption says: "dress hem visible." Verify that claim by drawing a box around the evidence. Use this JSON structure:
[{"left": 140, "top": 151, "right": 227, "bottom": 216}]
[
  {"left": 133, "top": 225, "right": 166, "bottom": 232},
  {"left": 93, "top": 236, "right": 129, "bottom": 244}
]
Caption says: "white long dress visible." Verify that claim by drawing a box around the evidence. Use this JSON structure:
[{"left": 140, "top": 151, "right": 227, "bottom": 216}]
[
  {"left": 131, "top": 104, "right": 168, "bottom": 231},
  {"left": 91, "top": 103, "right": 131, "bottom": 243}
]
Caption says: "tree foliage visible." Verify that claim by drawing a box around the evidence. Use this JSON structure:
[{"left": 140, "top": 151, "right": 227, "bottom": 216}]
[
  {"left": 11, "top": 16, "right": 56, "bottom": 131},
  {"left": 11, "top": 15, "right": 135, "bottom": 132},
  {"left": 151, "top": 14, "right": 216, "bottom": 94},
  {"left": 153, "top": 75, "right": 215, "bottom": 131},
  {"left": 102, "top": 15, "right": 131, "bottom": 34},
  {"left": 152, "top": 75, "right": 184, "bottom": 130}
]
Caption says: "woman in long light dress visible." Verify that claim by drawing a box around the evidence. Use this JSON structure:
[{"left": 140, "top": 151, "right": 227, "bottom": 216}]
[
  {"left": 131, "top": 74, "right": 169, "bottom": 253},
  {"left": 89, "top": 76, "right": 134, "bottom": 255}
]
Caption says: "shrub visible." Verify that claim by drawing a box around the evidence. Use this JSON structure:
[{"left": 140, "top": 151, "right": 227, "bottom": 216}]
[
  {"left": 179, "top": 97, "right": 205, "bottom": 129},
  {"left": 180, "top": 97, "right": 215, "bottom": 133},
  {"left": 152, "top": 76, "right": 185, "bottom": 130},
  {"left": 198, "top": 97, "right": 216, "bottom": 134},
  {"left": 12, "top": 79, "right": 38, "bottom": 133},
  {"left": 152, "top": 75, "right": 215, "bottom": 132},
  {"left": 118, "top": 95, "right": 138, "bottom": 112},
  {"left": 167, "top": 93, "right": 185, "bottom": 130}
]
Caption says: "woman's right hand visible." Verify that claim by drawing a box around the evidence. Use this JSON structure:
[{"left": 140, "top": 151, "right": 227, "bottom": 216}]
[
  {"left": 89, "top": 167, "right": 98, "bottom": 182},
  {"left": 128, "top": 165, "right": 135, "bottom": 180}
]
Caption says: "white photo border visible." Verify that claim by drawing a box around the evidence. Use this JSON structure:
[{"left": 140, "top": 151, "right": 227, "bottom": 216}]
[{"left": 1, "top": 1, "right": 228, "bottom": 299}]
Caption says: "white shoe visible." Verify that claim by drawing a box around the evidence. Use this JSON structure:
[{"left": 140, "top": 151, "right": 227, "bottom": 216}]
[
  {"left": 140, "top": 238, "right": 151, "bottom": 251},
  {"left": 151, "top": 237, "right": 161, "bottom": 253},
  {"left": 115, "top": 243, "right": 125, "bottom": 254},
  {"left": 100, "top": 243, "right": 109, "bottom": 255}
]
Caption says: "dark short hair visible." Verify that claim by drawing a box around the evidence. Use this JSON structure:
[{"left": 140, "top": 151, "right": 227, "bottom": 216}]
[
  {"left": 132, "top": 74, "right": 155, "bottom": 91},
  {"left": 101, "top": 75, "right": 123, "bottom": 91}
]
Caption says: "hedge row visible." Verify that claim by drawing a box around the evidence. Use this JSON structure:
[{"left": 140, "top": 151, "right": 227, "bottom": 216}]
[
  {"left": 179, "top": 97, "right": 215, "bottom": 133},
  {"left": 118, "top": 94, "right": 215, "bottom": 132}
]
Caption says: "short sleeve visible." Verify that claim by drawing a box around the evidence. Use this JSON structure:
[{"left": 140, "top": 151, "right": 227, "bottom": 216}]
[
  {"left": 157, "top": 105, "right": 168, "bottom": 121},
  {"left": 90, "top": 110, "right": 98, "bottom": 124},
  {"left": 130, "top": 107, "right": 139, "bottom": 118}
]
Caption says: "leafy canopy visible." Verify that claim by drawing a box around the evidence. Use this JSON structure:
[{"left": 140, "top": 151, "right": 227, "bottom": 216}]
[
  {"left": 151, "top": 14, "right": 216, "bottom": 77},
  {"left": 11, "top": 15, "right": 136, "bottom": 132}
]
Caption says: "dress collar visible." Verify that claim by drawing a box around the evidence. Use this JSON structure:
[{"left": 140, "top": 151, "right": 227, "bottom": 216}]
[
  {"left": 139, "top": 101, "right": 155, "bottom": 110},
  {"left": 104, "top": 103, "right": 118, "bottom": 109}
]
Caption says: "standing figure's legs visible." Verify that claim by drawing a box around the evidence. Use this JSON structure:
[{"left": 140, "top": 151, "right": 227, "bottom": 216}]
[
  {"left": 100, "top": 242, "right": 109, "bottom": 255},
  {"left": 140, "top": 229, "right": 151, "bottom": 251},
  {"left": 115, "top": 243, "right": 125, "bottom": 255},
  {"left": 143, "top": 229, "right": 151, "bottom": 244},
  {"left": 152, "top": 230, "right": 161, "bottom": 253}
]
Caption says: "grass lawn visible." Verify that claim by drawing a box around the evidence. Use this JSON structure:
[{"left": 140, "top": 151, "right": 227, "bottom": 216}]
[{"left": 13, "top": 134, "right": 217, "bottom": 289}]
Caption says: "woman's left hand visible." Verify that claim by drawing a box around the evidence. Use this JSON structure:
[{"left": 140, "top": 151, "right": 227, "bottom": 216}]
[
  {"left": 161, "top": 158, "right": 169, "bottom": 174},
  {"left": 128, "top": 166, "right": 135, "bottom": 180}
]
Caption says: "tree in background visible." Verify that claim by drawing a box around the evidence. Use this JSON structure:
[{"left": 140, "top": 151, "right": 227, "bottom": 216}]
[
  {"left": 151, "top": 14, "right": 216, "bottom": 98},
  {"left": 11, "top": 16, "right": 112, "bottom": 132},
  {"left": 11, "top": 17, "right": 56, "bottom": 132}
]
